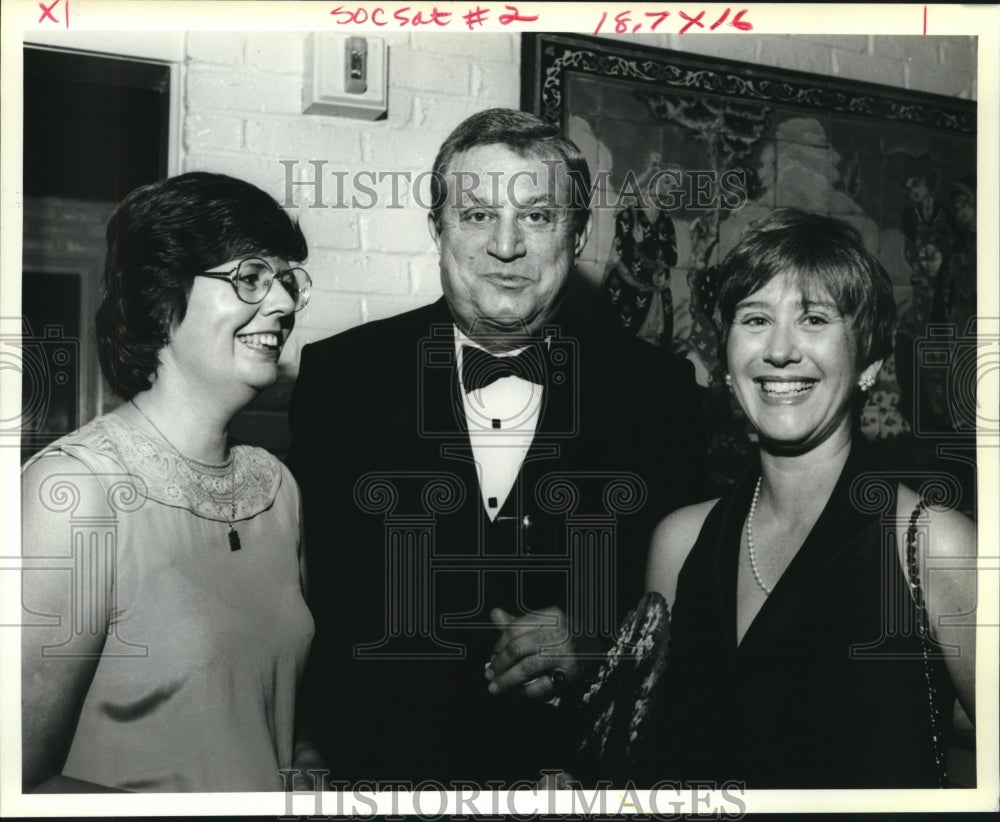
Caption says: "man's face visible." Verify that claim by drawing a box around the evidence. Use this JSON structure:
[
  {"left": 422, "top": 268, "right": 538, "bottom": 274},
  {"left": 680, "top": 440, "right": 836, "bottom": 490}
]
[{"left": 429, "top": 144, "right": 591, "bottom": 347}]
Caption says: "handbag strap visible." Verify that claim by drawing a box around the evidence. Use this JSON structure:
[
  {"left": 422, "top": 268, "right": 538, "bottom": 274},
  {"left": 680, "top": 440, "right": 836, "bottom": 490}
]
[{"left": 905, "top": 497, "right": 949, "bottom": 787}]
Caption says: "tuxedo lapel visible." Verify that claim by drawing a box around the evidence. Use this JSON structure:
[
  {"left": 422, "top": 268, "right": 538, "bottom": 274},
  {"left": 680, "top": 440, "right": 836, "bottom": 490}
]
[
  {"left": 536, "top": 343, "right": 575, "bottom": 444},
  {"left": 417, "top": 301, "right": 467, "bottom": 440},
  {"left": 412, "top": 303, "right": 482, "bottom": 522}
]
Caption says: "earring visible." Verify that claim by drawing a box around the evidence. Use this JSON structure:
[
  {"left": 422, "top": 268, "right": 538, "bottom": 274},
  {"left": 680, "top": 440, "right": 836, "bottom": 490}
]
[
  {"left": 858, "top": 373, "right": 875, "bottom": 391},
  {"left": 724, "top": 373, "right": 733, "bottom": 390}
]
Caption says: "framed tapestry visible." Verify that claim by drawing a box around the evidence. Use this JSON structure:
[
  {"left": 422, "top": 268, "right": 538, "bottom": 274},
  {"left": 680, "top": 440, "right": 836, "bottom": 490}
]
[{"left": 522, "top": 33, "right": 977, "bottom": 498}]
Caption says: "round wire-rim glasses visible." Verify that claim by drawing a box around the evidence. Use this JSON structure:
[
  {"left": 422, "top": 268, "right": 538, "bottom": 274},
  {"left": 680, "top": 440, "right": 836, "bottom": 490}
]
[{"left": 195, "top": 257, "right": 312, "bottom": 311}]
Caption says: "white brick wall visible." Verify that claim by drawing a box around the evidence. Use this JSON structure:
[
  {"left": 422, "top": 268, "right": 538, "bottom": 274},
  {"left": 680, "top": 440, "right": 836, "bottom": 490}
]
[
  {"left": 391, "top": 50, "right": 472, "bottom": 95},
  {"left": 179, "top": 31, "right": 978, "bottom": 365},
  {"left": 364, "top": 129, "right": 446, "bottom": 170},
  {"left": 185, "top": 112, "right": 244, "bottom": 152},
  {"left": 302, "top": 209, "right": 362, "bottom": 251},
  {"left": 22, "top": 198, "right": 113, "bottom": 263},
  {"left": 187, "top": 67, "right": 303, "bottom": 115},
  {"left": 311, "top": 251, "right": 410, "bottom": 296},
  {"left": 758, "top": 36, "right": 835, "bottom": 76},
  {"left": 246, "top": 118, "right": 363, "bottom": 163},
  {"left": 246, "top": 34, "right": 306, "bottom": 76},
  {"left": 831, "top": 48, "right": 907, "bottom": 87},
  {"left": 186, "top": 31, "right": 245, "bottom": 66}
]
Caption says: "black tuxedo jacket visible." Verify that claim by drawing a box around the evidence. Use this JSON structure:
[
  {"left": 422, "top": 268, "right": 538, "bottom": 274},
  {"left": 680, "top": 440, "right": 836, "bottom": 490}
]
[{"left": 287, "top": 298, "right": 707, "bottom": 785}]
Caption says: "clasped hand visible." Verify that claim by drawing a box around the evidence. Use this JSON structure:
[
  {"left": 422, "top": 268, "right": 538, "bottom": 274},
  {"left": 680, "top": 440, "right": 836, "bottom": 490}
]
[{"left": 484, "top": 606, "right": 583, "bottom": 699}]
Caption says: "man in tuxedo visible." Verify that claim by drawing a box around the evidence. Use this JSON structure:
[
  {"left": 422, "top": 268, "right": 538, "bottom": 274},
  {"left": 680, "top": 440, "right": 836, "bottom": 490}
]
[{"left": 288, "top": 108, "right": 707, "bottom": 785}]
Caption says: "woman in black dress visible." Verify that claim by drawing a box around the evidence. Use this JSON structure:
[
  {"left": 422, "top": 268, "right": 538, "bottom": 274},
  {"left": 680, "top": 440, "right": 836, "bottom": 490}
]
[{"left": 644, "top": 208, "right": 975, "bottom": 788}]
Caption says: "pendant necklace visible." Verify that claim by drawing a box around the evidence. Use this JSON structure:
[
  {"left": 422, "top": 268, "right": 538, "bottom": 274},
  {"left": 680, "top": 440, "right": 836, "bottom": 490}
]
[{"left": 130, "top": 399, "right": 242, "bottom": 551}]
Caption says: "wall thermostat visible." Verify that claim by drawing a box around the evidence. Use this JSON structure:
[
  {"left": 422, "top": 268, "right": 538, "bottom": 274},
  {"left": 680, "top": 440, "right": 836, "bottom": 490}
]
[
  {"left": 344, "top": 36, "right": 367, "bottom": 95},
  {"left": 303, "top": 33, "right": 387, "bottom": 120}
]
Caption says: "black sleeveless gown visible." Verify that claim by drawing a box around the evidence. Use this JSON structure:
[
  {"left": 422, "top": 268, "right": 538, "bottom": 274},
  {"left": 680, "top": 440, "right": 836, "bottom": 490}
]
[{"left": 658, "top": 439, "right": 955, "bottom": 788}]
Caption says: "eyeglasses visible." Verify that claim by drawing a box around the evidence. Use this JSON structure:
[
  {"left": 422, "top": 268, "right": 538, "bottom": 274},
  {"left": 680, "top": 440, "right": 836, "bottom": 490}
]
[{"left": 195, "top": 257, "right": 312, "bottom": 311}]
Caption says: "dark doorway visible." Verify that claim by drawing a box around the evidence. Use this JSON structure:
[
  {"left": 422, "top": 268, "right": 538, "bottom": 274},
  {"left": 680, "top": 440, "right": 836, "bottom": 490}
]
[
  {"left": 20, "top": 47, "right": 171, "bottom": 461},
  {"left": 23, "top": 47, "right": 170, "bottom": 201}
]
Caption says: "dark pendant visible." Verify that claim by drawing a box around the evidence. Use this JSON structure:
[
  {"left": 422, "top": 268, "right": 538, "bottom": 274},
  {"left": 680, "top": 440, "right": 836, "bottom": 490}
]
[{"left": 228, "top": 527, "right": 242, "bottom": 552}]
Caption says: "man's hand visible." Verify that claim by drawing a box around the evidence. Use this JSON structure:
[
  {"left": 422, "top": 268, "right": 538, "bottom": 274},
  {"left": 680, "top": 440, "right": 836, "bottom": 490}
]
[{"left": 485, "top": 606, "right": 582, "bottom": 699}]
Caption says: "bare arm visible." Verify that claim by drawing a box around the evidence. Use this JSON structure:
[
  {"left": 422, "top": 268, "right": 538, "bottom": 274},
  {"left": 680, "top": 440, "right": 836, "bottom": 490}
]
[
  {"left": 21, "top": 454, "right": 117, "bottom": 792},
  {"left": 645, "top": 499, "right": 718, "bottom": 607},
  {"left": 897, "top": 484, "right": 977, "bottom": 722},
  {"left": 290, "top": 477, "right": 326, "bottom": 785}
]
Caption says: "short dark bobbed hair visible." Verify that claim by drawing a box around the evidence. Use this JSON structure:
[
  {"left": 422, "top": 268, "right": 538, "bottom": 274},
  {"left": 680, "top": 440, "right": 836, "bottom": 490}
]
[
  {"left": 715, "top": 208, "right": 896, "bottom": 370},
  {"left": 96, "top": 172, "right": 307, "bottom": 400},
  {"left": 429, "top": 108, "right": 592, "bottom": 236}
]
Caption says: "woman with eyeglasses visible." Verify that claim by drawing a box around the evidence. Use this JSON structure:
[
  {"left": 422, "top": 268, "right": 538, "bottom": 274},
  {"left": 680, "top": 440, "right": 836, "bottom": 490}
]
[{"left": 21, "top": 172, "right": 318, "bottom": 792}]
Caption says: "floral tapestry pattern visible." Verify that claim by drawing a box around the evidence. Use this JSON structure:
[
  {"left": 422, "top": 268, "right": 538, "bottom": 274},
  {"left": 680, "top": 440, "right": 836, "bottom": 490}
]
[{"left": 524, "top": 34, "right": 977, "bottom": 502}]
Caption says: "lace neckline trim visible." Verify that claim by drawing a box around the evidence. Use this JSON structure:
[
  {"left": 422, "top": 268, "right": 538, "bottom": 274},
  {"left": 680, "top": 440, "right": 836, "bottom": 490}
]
[{"left": 51, "top": 414, "right": 283, "bottom": 523}]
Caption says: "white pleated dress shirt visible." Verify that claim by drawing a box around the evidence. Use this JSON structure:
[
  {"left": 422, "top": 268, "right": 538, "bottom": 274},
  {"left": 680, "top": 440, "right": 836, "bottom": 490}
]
[{"left": 454, "top": 327, "right": 544, "bottom": 521}]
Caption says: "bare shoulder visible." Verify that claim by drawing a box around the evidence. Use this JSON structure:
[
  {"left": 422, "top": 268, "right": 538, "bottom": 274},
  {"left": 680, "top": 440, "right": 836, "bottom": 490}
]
[
  {"left": 646, "top": 498, "right": 719, "bottom": 606},
  {"left": 895, "top": 483, "right": 977, "bottom": 558},
  {"left": 22, "top": 450, "right": 107, "bottom": 491},
  {"left": 651, "top": 499, "right": 720, "bottom": 554},
  {"left": 894, "top": 484, "right": 977, "bottom": 720}
]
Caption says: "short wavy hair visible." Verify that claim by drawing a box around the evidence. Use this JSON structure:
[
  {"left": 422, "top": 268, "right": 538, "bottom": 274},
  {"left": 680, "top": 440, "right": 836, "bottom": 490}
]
[
  {"left": 428, "top": 108, "right": 592, "bottom": 236},
  {"left": 96, "top": 172, "right": 307, "bottom": 399},
  {"left": 715, "top": 208, "right": 896, "bottom": 371}
]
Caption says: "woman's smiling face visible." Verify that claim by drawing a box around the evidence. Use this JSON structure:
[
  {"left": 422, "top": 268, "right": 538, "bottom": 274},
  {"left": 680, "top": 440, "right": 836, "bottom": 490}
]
[
  {"left": 727, "top": 272, "right": 879, "bottom": 454},
  {"left": 158, "top": 254, "right": 297, "bottom": 400}
]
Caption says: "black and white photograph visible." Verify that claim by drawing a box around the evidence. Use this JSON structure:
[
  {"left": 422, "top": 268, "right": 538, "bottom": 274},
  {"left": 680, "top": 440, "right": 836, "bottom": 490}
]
[{"left": 1, "top": 1, "right": 997, "bottom": 818}]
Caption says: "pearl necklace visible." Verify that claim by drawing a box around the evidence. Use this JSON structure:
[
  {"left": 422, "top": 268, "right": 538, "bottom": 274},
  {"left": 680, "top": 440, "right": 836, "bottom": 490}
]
[
  {"left": 746, "top": 476, "right": 772, "bottom": 596},
  {"left": 130, "top": 399, "right": 242, "bottom": 551}
]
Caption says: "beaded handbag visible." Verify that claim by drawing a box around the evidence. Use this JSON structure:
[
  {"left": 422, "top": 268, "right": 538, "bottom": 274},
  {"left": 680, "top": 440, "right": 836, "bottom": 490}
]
[{"left": 568, "top": 591, "right": 671, "bottom": 784}]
